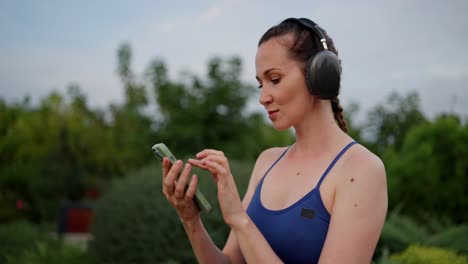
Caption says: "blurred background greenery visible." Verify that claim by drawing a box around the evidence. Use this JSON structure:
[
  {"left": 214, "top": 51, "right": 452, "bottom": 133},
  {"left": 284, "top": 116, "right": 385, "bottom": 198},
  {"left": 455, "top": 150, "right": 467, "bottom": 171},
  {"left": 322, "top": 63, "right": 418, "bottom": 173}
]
[{"left": 1, "top": 42, "right": 467, "bottom": 263}]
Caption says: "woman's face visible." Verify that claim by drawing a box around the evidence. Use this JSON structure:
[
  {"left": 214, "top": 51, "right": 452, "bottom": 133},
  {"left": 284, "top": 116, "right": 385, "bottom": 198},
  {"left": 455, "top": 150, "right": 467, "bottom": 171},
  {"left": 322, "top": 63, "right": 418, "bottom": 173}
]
[{"left": 255, "top": 33, "right": 314, "bottom": 130}]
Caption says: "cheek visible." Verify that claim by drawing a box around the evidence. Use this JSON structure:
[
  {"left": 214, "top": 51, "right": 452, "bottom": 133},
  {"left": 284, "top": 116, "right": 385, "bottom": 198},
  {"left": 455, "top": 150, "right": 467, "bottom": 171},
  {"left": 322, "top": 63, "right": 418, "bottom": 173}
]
[
  {"left": 277, "top": 86, "right": 313, "bottom": 123},
  {"left": 275, "top": 80, "right": 310, "bottom": 108},
  {"left": 274, "top": 78, "right": 305, "bottom": 105},
  {"left": 274, "top": 90, "right": 296, "bottom": 106}
]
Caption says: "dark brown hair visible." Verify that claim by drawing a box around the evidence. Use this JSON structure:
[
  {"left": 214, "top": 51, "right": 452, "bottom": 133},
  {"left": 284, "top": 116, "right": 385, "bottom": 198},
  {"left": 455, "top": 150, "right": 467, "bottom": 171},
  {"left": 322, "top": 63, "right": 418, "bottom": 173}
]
[{"left": 258, "top": 20, "right": 348, "bottom": 133}]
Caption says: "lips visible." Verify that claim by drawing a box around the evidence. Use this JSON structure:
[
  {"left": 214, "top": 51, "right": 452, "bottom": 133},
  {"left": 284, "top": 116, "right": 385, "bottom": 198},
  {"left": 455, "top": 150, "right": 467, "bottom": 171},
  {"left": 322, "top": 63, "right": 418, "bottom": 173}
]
[{"left": 268, "top": 110, "right": 279, "bottom": 119}]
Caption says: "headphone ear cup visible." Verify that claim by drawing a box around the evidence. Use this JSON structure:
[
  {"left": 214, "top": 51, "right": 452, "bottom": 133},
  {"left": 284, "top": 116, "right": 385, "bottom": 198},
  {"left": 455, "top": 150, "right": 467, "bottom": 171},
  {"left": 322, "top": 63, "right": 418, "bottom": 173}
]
[{"left": 306, "top": 50, "right": 342, "bottom": 100}]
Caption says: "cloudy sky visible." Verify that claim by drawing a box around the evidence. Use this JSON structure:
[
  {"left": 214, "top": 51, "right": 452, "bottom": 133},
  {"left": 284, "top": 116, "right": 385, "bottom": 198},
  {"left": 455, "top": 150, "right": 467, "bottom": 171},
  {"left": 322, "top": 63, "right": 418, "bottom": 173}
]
[{"left": 1, "top": 0, "right": 467, "bottom": 121}]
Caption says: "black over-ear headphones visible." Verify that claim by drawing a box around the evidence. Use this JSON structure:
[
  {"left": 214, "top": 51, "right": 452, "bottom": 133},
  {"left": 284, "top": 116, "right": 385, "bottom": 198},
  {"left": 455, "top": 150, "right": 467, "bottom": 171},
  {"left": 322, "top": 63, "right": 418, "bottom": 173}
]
[{"left": 282, "top": 18, "right": 341, "bottom": 100}]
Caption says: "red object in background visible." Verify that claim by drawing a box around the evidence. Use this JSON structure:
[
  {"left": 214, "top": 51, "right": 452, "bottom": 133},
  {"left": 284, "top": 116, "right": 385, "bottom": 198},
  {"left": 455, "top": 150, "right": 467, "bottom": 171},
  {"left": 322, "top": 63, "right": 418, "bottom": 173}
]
[
  {"left": 66, "top": 207, "right": 94, "bottom": 233},
  {"left": 85, "top": 188, "right": 101, "bottom": 200},
  {"left": 16, "top": 200, "right": 24, "bottom": 210}
]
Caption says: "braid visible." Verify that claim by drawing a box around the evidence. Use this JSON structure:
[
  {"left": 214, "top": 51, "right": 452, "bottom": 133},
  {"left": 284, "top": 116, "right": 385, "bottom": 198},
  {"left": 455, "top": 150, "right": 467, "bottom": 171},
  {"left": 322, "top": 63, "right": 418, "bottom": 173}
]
[{"left": 330, "top": 97, "right": 348, "bottom": 133}]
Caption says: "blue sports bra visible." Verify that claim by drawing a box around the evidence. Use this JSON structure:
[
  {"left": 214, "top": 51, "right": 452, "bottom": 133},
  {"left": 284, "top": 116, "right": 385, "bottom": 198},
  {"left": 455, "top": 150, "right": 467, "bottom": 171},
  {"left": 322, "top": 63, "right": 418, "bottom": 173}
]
[{"left": 246, "top": 142, "right": 356, "bottom": 264}]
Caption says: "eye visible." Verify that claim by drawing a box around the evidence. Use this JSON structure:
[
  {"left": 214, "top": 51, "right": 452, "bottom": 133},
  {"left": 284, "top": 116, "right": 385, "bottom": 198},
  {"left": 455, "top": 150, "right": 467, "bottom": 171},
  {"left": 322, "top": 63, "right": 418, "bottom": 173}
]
[
  {"left": 271, "top": 78, "right": 280, "bottom": 85},
  {"left": 257, "top": 82, "right": 263, "bottom": 89}
]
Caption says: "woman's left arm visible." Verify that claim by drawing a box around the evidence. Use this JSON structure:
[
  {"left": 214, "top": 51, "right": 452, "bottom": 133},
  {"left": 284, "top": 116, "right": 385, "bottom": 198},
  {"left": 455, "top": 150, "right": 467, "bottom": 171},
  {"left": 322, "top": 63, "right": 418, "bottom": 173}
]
[{"left": 318, "top": 153, "right": 388, "bottom": 264}]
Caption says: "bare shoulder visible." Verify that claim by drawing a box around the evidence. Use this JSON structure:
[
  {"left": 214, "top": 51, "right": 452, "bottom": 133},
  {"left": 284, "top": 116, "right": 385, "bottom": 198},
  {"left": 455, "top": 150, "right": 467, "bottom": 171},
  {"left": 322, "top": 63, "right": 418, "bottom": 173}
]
[
  {"left": 319, "top": 145, "right": 388, "bottom": 263},
  {"left": 257, "top": 146, "right": 289, "bottom": 163},
  {"left": 333, "top": 143, "right": 388, "bottom": 211},
  {"left": 343, "top": 143, "right": 386, "bottom": 186},
  {"left": 250, "top": 146, "right": 290, "bottom": 184},
  {"left": 239, "top": 146, "right": 290, "bottom": 208},
  {"left": 335, "top": 142, "right": 388, "bottom": 214}
]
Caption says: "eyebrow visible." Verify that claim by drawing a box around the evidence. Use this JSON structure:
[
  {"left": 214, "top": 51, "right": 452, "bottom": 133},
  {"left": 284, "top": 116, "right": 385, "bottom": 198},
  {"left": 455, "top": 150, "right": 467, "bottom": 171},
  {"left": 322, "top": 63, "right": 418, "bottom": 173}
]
[{"left": 255, "top": 67, "right": 281, "bottom": 81}]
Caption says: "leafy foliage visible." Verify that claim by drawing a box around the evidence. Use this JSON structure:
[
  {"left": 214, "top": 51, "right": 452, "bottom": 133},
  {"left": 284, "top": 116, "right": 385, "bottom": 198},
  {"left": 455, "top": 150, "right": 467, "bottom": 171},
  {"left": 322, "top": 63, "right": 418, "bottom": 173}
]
[
  {"left": 384, "top": 114, "right": 468, "bottom": 222},
  {"left": 90, "top": 160, "right": 254, "bottom": 263},
  {"left": 0, "top": 220, "right": 53, "bottom": 262},
  {"left": 391, "top": 245, "right": 468, "bottom": 264},
  {"left": 89, "top": 163, "right": 192, "bottom": 263},
  {"left": 0, "top": 220, "right": 93, "bottom": 264},
  {"left": 365, "top": 92, "right": 426, "bottom": 156},
  {"left": 0, "top": 85, "right": 154, "bottom": 221},
  {"left": 376, "top": 210, "right": 468, "bottom": 259},
  {"left": 147, "top": 55, "right": 293, "bottom": 159},
  {"left": 6, "top": 241, "right": 94, "bottom": 264},
  {"left": 0, "top": 43, "right": 292, "bottom": 222},
  {"left": 2, "top": 41, "right": 468, "bottom": 262}
]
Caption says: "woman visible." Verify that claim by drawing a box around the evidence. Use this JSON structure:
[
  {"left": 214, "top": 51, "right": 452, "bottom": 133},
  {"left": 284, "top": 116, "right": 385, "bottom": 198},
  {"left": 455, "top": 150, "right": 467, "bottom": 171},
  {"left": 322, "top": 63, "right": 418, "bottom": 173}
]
[{"left": 162, "top": 17, "right": 388, "bottom": 263}]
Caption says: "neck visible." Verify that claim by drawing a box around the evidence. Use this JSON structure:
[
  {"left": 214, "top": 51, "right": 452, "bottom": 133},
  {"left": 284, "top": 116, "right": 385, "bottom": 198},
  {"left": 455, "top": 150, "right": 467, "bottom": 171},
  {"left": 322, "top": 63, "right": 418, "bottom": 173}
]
[{"left": 291, "top": 100, "right": 349, "bottom": 157}]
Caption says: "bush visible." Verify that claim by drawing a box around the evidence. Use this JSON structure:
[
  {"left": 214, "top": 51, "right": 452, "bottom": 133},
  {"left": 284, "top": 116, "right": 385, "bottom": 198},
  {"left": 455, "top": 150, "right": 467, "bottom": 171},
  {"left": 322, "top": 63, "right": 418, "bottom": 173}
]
[
  {"left": 6, "top": 241, "right": 95, "bottom": 264},
  {"left": 376, "top": 210, "right": 468, "bottom": 258},
  {"left": 391, "top": 245, "right": 468, "bottom": 264},
  {"left": 90, "top": 163, "right": 193, "bottom": 263},
  {"left": 377, "top": 211, "right": 429, "bottom": 254},
  {"left": 383, "top": 115, "right": 468, "bottom": 223},
  {"left": 0, "top": 220, "right": 54, "bottom": 262},
  {"left": 90, "top": 160, "right": 254, "bottom": 263},
  {"left": 427, "top": 225, "right": 468, "bottom": 255}
]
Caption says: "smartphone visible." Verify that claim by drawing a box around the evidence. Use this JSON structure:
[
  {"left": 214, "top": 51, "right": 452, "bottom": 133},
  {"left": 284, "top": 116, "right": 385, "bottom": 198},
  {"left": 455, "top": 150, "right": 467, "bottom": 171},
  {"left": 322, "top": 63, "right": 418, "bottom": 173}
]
[{"left": 152, "top": 143, "right": 212, "bottom": 213}]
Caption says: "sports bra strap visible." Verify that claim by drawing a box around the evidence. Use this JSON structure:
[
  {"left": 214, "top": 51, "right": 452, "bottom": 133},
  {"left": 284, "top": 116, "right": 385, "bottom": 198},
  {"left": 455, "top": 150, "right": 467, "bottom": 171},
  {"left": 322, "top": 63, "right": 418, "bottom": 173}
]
[
  {"left": 316, "top": 141, "right": 357, "bottom": 187},
  {"left": 261, "top": 146, "right": 291, "bottom": 181}
]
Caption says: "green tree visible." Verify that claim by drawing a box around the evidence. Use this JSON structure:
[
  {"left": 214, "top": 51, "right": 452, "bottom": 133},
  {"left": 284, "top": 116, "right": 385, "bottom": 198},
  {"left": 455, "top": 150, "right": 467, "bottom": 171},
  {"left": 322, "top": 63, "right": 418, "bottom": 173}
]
[
  {"left": 384, "top": 114, "right": 468, "bottom": 223},
  {"left": 108, "top": 43, "right": 155, "bottom": 173},
  {"left": 0, "top": 77, "right": 155, "bottom": 221},
  {"left": 118, "top": 43, "right": 148, "bottom": 108},
  {"left": 147, "top": 55, "right": 263, "bottom": 158},
  {"left": 344, "top": 101, "right": 364, "bottom": 142},
  {"left": 366, "top": 92, "right": 427, "bottom": 156}
]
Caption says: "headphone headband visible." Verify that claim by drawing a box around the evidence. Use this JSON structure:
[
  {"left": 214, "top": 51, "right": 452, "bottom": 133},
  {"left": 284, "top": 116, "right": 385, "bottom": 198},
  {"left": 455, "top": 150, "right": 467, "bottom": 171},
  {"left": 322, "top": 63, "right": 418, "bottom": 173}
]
[{"left": 282, "top": 17, "right": 329, "bottom": 50}]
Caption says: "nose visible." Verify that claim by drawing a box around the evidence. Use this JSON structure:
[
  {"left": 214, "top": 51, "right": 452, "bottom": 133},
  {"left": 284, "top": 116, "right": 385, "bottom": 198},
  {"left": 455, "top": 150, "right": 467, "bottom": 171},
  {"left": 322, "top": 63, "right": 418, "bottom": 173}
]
[{"left": 259, "top": 87, "right": 273, "bottom": 106}]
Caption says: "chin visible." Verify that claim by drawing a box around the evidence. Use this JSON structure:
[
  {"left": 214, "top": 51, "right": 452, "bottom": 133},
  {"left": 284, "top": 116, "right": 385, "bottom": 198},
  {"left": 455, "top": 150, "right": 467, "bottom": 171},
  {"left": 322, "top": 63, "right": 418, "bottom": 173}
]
[{"left": 271, "top": 121, "right": 292, "bottom": 131}]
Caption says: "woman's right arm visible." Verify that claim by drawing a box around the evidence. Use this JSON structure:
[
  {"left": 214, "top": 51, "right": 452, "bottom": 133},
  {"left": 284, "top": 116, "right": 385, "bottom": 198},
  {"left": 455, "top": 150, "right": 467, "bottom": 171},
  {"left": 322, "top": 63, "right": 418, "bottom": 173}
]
[
  {"left": 163, "top": 149, "right": 277, "bottom": 263},
  {"left": 181, "top": 216, "right": 231, "bottom": 264},
  {"left": 162, "top": 149, "right": 275, "bottom": 263},
  {"left": 220, "top": 148, "right": 278, "bottom": 263},
  {"left": 162, "top": 158, "right": 230, "bottom": 264}
]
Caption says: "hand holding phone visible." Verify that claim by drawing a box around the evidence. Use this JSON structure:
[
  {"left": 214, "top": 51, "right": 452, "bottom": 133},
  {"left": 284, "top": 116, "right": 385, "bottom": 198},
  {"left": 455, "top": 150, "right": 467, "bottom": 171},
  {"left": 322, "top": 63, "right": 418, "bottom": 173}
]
[{"left": 152, "top": 143, "right": 212, "bottom": 213}]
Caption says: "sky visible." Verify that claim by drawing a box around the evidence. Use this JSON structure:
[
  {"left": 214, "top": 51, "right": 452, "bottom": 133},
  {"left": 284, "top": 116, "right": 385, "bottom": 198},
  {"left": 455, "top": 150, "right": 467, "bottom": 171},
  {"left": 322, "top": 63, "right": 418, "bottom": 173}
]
[{"left": 1, "top": 0, "right": 467, "bottom": 121}]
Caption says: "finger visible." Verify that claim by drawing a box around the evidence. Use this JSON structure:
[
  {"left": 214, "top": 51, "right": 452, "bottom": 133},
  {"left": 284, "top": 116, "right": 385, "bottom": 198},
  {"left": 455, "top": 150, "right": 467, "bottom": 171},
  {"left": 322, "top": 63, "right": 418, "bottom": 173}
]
[
  {"left": 195, "top": 149, "right": 224, "bottom": 159},
  {"left": 188, "top": 158, "right": 207, "bottom": 169},
  {"left": 163, "top": 160, "right": 183, "bottom": 195},
  {"left": 188, "top": 158, "right": 217, "bottom": 175},
  {"left": 200, "top": 154, "right": 229, "bottom": 168},
  {"left": 162, "top": 157, "right": 172, "bottom": 179},
  {"left": 175, "top": 163, "right": 192, "bottom": 199},
  {"left": 185, "top": 174, "right": 198, "bottom": 201},
  {"left": 205, "top": 160, "right": 227, "bottom": 175},
  {"left": 189, "top": 158, "right": 224, "bottom": 171}
]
